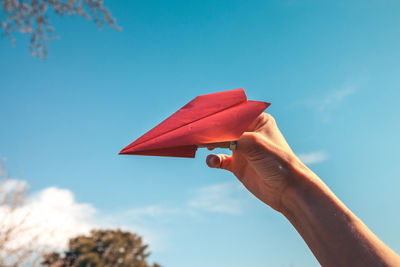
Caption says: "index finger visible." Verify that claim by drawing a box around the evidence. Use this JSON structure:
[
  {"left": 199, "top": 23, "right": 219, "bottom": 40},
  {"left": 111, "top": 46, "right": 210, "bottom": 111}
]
[
  {"left": 197, "top": 113, "right": 269, "bottom": 150},
  {"left": 198, "top": 142, "right": 231, "bottom": 150}
]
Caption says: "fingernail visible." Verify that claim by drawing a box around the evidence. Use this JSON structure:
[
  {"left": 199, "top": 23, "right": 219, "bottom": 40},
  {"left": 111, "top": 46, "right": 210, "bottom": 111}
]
[{"left": 206, "top": 154, "right": 220, "bottom": 168}]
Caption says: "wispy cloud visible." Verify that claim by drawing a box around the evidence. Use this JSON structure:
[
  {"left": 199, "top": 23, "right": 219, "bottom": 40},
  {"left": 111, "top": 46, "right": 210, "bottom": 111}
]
[
  {"left": 187, "top": 182, "right": 245, "bottom": 215},
  {"left": 123, "top": 182, "right": 247, "bottom": 218},
  {"left": 298, "top": 151, "right": 328, "bottom": 165},
  {"left": 293, "top": 85, "right": 359, "bottom": 121},
  {"left": 316, "top": 86, "right": 357, "bottom": 113},
  {"left": 123, "top": 182, "right": 247, "bottom": 219},
  {"left": 127, "top": 205, "right": 181, "bottom": 217}
]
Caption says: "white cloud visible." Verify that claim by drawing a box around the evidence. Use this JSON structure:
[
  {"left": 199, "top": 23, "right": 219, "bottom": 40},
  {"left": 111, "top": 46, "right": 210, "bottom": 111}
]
[
  {"left": 187, "top": 182, "right": 245, "bottom": 215},
  {"left": 0, "top": 178, "right": 247, "bottom": 257},
  {"left": 0, "top": 186, "right": 95, "bottom": 251},
  {"left": 298, "top": 151, "right": 328, "bottom": 165},
  {"left": 0, "top": 156, "right": 250, "bottom": 259},
  {"left": 25, "top": 187, "right": 96, "bottom": 247},
  {"left": 0, "top": 182, "right": 161, "bottom": 253}
]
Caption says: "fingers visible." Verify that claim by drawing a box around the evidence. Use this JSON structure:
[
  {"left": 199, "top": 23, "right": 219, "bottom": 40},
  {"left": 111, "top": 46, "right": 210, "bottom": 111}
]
[
  {"left": 206, "top": 154, "right": 233, "bottom": 172},
  {"left": 199, "top": 142, "right": 231, "bottom": 150},
  {"left": 200, "top": 113, "right": 273, "bottom": 151},
  {"left": 235, "top": 132, "right": 271, "bottom": 159},
  {"left": 246, "top": 112, "right": 271, "bottom": 132}
]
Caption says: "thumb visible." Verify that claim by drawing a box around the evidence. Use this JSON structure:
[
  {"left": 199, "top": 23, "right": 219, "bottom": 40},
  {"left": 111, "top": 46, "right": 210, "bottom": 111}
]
[{"left": 206, "top": 154, "right": 233, "bottom": 172}]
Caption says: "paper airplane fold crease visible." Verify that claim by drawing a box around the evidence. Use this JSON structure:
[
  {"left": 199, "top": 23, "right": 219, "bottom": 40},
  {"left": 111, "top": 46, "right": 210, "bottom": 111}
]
[{"left": 119, "top": 88, "right": 270, "bottom": 158}]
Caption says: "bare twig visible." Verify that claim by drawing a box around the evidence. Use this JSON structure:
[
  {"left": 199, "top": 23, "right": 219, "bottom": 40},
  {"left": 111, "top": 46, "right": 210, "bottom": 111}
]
[{"left": 0, "top": 160, "right": 42, "bottom": 266}]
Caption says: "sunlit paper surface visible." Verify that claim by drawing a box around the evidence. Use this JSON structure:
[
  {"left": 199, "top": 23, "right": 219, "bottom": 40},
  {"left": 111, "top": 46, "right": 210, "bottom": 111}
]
[{"left": 119, "top": 88, "right": 270, "bottom": 158}]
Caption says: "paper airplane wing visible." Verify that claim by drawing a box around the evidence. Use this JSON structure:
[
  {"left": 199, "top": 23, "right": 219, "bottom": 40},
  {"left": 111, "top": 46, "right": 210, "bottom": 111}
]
[{"left": 120, "top": 88, "right": 270, "bottom": 158}]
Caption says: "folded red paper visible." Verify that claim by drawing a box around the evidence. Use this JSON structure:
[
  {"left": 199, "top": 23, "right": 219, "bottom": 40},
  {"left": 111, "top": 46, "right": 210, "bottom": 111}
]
[{"left": 119, "top": 88, "right": 270, "bottom": 158}]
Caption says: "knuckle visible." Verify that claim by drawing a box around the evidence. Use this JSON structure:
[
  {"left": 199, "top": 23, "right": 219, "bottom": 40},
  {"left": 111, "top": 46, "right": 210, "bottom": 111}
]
[
  {"left": 239, "top": 132, "right": 265, "bottom": 155},
  {"left": 264, "top": 113, "right": 276, "bottom": 125},
  {"left": 241, "top": 132, "right": 261, "bottom": 143}
]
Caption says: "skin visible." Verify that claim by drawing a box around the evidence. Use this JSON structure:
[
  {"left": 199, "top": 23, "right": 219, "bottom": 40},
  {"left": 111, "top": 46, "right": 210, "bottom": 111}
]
[{"left": 206, "top": 113, "right": 400, "bottom": 267}]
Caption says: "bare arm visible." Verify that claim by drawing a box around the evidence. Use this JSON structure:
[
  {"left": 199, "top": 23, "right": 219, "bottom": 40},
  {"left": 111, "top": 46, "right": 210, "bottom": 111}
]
[
  {"left": 282, "top": 162, "right": 400, "bottom": 266},
  {"left": 206, "top": 113, "right": 400, "bottom": 267}
]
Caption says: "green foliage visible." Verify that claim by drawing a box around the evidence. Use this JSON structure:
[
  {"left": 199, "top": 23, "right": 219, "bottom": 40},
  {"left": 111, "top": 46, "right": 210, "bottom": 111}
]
[{"left": 42, "top": 229, "right": 160, "bottom": 267}]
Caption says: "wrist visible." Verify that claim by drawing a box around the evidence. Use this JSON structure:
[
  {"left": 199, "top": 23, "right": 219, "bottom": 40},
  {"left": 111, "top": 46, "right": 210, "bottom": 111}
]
[{"left": 279, "top": 161, "right": 326, "bottom": 217}]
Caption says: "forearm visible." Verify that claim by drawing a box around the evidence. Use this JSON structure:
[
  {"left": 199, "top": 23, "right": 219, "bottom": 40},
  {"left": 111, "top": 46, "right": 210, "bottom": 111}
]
[
  {"left": 206, "top": 113, "right": 400, "bottom": 265},
  {"left": 281, "top": 164, "right": 400, "bottom": 267}
]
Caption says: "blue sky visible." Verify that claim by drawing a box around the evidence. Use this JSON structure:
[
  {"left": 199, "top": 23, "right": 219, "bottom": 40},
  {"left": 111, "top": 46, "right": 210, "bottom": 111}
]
[{"left": 1, "top": 0, "right": 400, "bottom": 266}]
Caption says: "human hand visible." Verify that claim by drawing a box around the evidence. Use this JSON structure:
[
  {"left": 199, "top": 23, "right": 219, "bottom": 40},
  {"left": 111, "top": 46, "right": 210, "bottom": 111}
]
[
  {"left": 207, "top": 113, "right": 400, "bottom": 266},
  {"left": 206, "top": 113, "right": 311, "bottom": 212}
]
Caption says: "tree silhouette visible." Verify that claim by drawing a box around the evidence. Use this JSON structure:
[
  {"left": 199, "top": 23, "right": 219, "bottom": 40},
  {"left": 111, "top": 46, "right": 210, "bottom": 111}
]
[
  {"left": 42, "top": 229, "right": 161, "bottom": 267},
  {"left": 1, "top": 0, "right": 120, "bottom": 58}
]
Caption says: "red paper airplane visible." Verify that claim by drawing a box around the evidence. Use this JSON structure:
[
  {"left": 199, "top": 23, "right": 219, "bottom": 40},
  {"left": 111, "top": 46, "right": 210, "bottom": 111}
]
[{"left": 119, "top": 88, "right": 270, "bottom": 158}]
